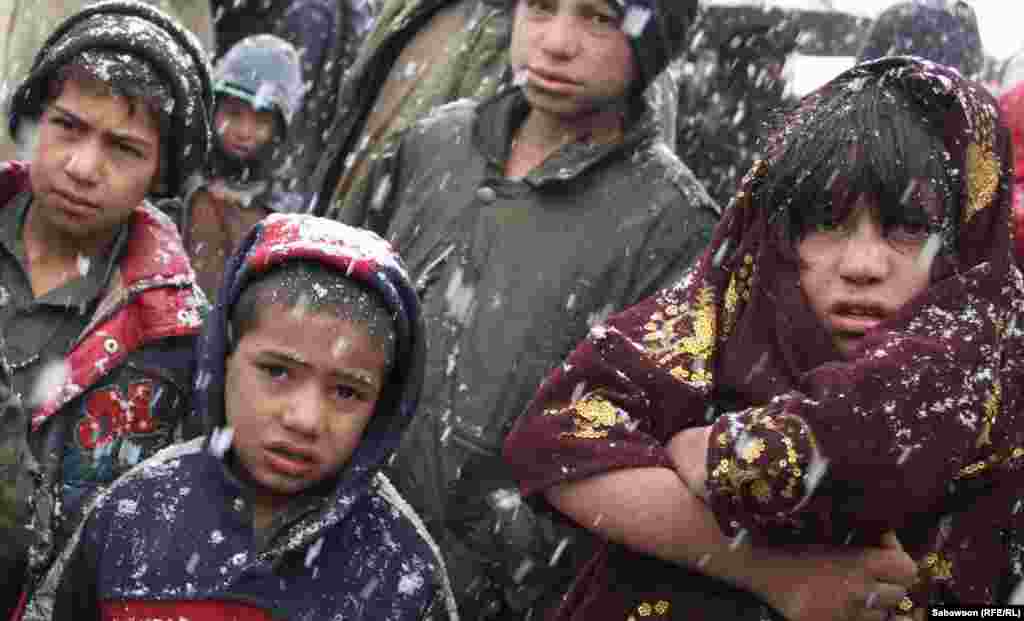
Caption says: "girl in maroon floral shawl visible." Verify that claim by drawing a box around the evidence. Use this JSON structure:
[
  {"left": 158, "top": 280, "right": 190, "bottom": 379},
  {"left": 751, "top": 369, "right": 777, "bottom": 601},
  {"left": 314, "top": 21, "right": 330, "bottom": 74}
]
[{"left": 505, "top": 56, "right": 1024, "bottom": 621}]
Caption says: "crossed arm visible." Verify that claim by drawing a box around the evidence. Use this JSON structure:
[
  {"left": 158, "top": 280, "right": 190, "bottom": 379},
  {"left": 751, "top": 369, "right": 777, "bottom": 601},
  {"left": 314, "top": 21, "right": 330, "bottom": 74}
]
[{"left": 544, "top": 432, "right": 920, "bottom": 621}]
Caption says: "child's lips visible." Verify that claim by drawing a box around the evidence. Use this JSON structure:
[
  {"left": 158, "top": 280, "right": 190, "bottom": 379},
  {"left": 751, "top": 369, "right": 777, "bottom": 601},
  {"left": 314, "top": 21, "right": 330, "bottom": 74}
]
[
  {"left": 830, "top": 314, "right": 882, "bottom": 334},
  {"left": 225, "top": 143, "right": 255, "bottom": 158},
  {"left": 828, "top": 302, "right": 890, "bottom": 335},
  {"left": 264, "top": 444, "right": 316, "bottom": 477}
]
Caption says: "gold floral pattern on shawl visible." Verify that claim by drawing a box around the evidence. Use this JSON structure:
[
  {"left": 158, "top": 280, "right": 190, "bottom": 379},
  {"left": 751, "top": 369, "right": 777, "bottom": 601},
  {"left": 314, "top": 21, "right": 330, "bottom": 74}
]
[
  {"left": 976, "top": 379, "right": 1001, "bottom": 447},
  {"left": 627, "top": 599, "right": 671, "bottom": 619},
  {"left": 921, "top": 552, "right": 953, "bottom": 581},
  {"left": 955, "top": 446, "right": 1024, "bottom": 480},
  {"left": 546, "top": 392, "right": 622, "bottom": 440},
  {"left": 963, "top": 140, "right": 999, "bottom": 224},
  {"left": 722, "top": 254, "right": 755, "bottom": 338},
  {"left": 642, "top": 286, "right": 717, "bottom": 387},
  {"left": 710, "top": 409, "right": 814, "bottom": 506}
]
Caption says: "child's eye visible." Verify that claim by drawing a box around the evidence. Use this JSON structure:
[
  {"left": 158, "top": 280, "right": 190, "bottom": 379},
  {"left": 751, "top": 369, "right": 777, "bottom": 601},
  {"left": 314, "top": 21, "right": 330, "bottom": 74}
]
[
  {"left": 258, "top": 363, "right": 289, "bottom": 380},
  {"left": 114, "top": 142, "right": 144, "bottom": 159},
  {"left": 524, "top": 0, "right": 555, "bottom": 15},
  {"left": 589, "top": 11, "right": 617, "bottom": 28},
  {"left": 887, "top": 222, "right": 930, "bottom": 244},
  {"left": 333, "top": 384, "right": 362, "bottom": 401},
  {"left": 49, "top": 116, "right": 76, "bottom": 131}
]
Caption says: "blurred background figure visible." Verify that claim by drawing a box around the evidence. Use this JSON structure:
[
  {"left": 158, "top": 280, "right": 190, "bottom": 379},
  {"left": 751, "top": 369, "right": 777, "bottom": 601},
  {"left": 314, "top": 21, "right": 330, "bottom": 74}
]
[
  {"left": 856, "top": 0, "right": 984, "bottom": 78},
  {"left": 172, "top": 33, "right": 303, "bottom": 303},
  {"left": 677, "top": 5, "right": 800, "bottom": 208},
  {"left": 998, "top": 79, "right": 1024, "bottom": 262},
  {"left": 210, "top": 0, "right": 373, "bottom": 208},
  {"left": 0, "top": 0, "right": 215, "bottom": 162},
  {"left": 309, "top": 0, "right": 518, "bottom": 219}
]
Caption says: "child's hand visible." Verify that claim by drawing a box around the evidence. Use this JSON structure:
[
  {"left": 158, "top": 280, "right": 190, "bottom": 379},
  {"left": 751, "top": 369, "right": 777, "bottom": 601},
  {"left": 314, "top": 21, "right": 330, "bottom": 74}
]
[
  {"left": 755, "top": 531, "right": 918, "bottom": 621},
  {"left": 666, "top": 426, "right": 712, "bottom": 499}
]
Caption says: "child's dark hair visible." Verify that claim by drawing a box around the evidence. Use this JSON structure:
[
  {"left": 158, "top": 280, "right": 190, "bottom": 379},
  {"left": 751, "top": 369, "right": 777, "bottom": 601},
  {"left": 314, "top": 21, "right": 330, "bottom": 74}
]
[
  {"left": 229, "top": 261, "right": 396, "bottom": 370},
  {"left": 756, "top": 68, "right": 958, "bottom": 252}
]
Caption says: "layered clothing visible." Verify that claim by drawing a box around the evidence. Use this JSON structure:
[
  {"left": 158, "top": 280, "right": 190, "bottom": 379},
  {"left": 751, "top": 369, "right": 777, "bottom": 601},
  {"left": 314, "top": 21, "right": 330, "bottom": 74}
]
[
  {"left": 345, "top": 87, "right": 718, "bottom": 618},
  {"left": 505, "top": 57, "right": 1024, "bottom": 620},
  {"left": 38, "top": 214, "right": 456, "bottom": 620},
  {"left": 0, "top": 162, "right": 206, "bottom": 615},
  {"left": 171, "top": 159, "right": 278, "bottom": 303}
]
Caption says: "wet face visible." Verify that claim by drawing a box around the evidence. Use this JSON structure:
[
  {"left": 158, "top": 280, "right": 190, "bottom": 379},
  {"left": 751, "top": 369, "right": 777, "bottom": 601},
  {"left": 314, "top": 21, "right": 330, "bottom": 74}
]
[
  {"left": 224, "top": 303, "right": 386, "bottom": 510},
  {"left": 798, "top": 195, "right": 932, "bottom": 358},
  {"left": 214, "top": 95, "right": 276, "bottom": 160},
  {"left": 509, "top": 0, "right": 637, "bottom": 121},
  {"left": 28, "top": 75, "right": 160, "bottom": 243}
]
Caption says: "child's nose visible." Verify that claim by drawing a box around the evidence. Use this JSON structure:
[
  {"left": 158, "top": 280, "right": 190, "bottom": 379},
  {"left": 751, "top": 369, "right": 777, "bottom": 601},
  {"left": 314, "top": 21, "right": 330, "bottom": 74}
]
[
  {"left": 278, "top": 384, "right": 323, "bottom": 436},
  {"left": 838, "top": 222, "right": 891, "bottom": 284}
]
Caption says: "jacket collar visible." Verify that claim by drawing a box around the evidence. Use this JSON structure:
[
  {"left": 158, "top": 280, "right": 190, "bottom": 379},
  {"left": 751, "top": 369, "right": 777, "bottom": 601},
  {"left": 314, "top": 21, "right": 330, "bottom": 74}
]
[
  {"left": 23, "top": 191, "right": 205, "bottom": 429},
  {"left": 472, "top": 87, "right": 658, "bottom": 186}
]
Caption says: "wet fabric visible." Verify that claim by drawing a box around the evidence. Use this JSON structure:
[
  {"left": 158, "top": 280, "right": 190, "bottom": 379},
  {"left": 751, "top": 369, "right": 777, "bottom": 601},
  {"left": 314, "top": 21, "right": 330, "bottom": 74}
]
[
  {"left": 505, "top": 57, "right": 1024, "bottom": 619},
  {"left": 173, "top": 182, "right": 272, "bottom": 304},
  {"left": 343, "top": 85, "right": 717, "bottom": 619},
  {"left": 36, "top": 214, "right": 457, "bottom": 620},
  {"left": 0, "top": 161, "right": 206, "bottom": 618},
  {"left": 0, "top": 193, "right": 127, "bottom": 405},
  {"left": 857, "top": 0, "right": 984, "bottom": 79},
  {"left": 311, "top": 0, "right": 512, "bottom": 221}
]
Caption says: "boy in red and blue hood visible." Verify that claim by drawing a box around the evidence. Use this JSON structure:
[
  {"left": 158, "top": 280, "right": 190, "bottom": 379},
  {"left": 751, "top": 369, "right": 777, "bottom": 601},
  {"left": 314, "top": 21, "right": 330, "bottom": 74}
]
[{"left": 35, "top": 213, "right": 457, "bottom": 620}]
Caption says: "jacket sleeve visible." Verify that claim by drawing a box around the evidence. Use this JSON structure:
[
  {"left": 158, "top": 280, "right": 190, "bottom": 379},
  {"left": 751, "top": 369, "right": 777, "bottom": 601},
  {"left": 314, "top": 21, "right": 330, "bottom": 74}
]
[
  {"left": 49, "top": 521, "right": 100, "bottom": 621},
  {"left": 336, "top": 131, "right": 405, "bottom": 235},
  {"left": 621, "top": 168, "right": 719, "bottom": 304}
]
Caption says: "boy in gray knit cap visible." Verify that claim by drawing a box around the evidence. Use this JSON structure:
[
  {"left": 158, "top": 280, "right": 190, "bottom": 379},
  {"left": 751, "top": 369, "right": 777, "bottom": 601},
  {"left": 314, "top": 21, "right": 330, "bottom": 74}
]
[{"left": 0, "top": 1, "right": 211, "bottom": 615}]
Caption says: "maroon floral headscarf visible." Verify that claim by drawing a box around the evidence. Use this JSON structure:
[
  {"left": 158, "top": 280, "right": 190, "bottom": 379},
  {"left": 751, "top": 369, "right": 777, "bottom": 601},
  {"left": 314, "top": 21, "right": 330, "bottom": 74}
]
[{"left": 505, "top": 56, "right": 1024, "bottom": 615}]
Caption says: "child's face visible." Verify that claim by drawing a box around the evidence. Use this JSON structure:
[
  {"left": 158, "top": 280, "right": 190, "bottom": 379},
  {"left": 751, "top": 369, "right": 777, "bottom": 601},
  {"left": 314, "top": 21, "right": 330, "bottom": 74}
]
[
  {"left": 798, "top": 195, "right": 931, "bottom": 358},
  {"left": 509, "top": 0, "right": 636, "bottom": 120},
  {"left": 224, "top": 302, "right": 386, "bottom": 506},
  {"left": 214, "top": 95, "right": 276, "bottom": 160},
  {"left": 29, "top": 75, "right": 161, "bottom": 242}
]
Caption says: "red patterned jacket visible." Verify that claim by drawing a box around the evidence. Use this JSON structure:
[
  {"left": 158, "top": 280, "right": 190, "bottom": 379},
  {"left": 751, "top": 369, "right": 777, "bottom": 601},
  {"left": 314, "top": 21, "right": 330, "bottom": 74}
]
[{"left": 0, "top": 161, "right": 207, "bottom": 617}]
